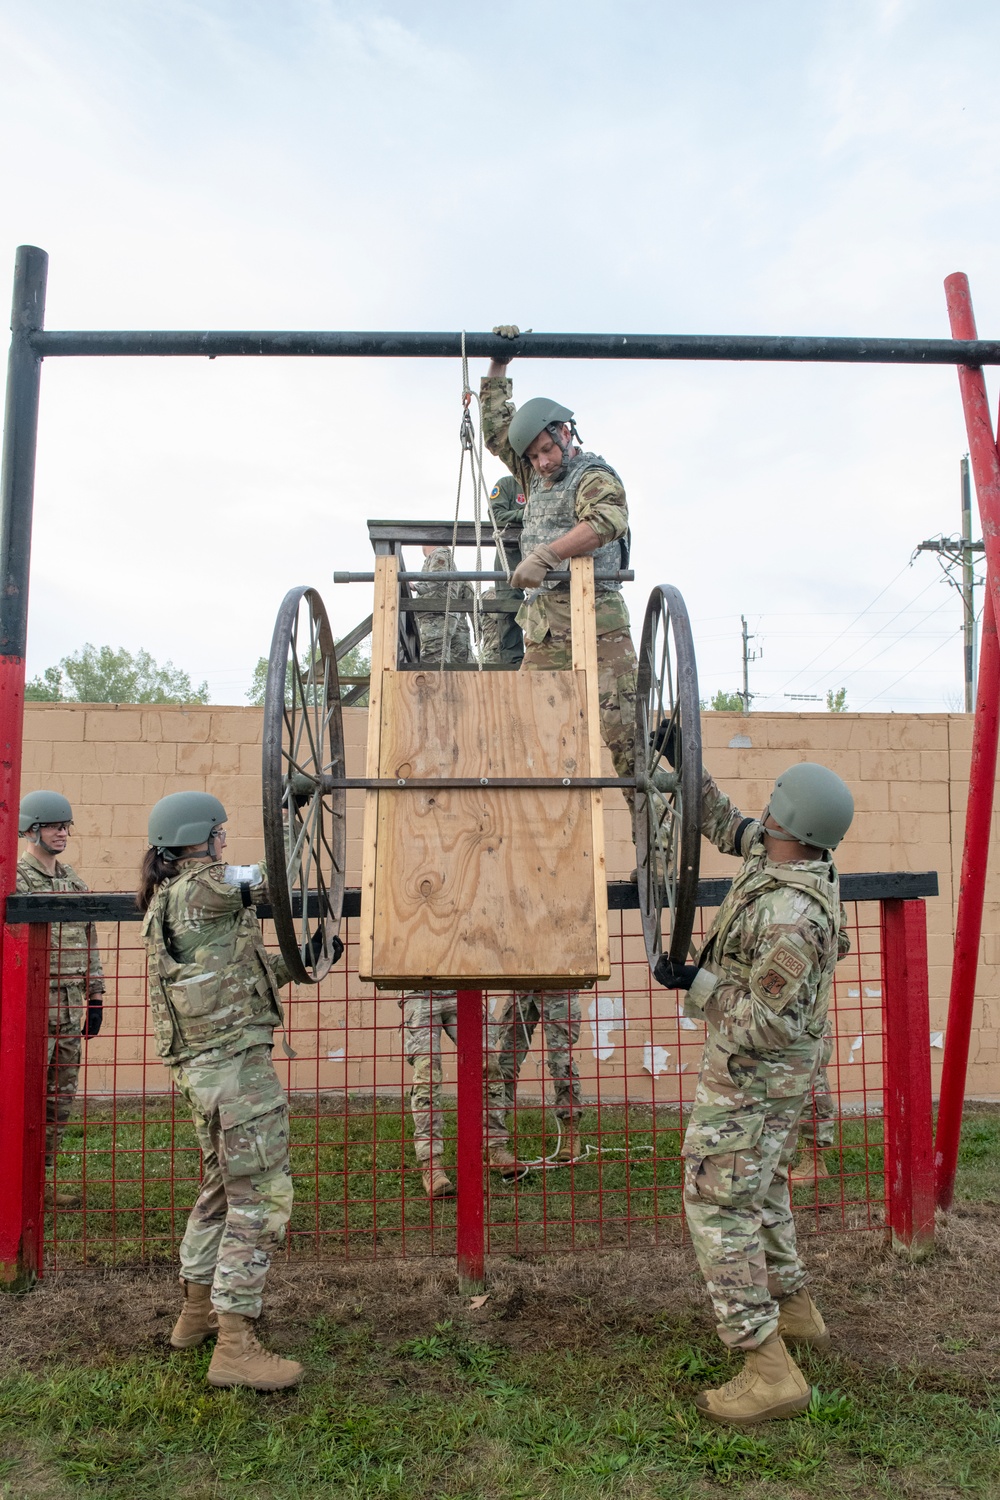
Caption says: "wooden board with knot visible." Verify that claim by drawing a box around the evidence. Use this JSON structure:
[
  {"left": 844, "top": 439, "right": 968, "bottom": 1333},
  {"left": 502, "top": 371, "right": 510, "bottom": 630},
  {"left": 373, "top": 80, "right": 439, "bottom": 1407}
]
[{"left": 359, "top": 555, "right": 609, "bottom": 988}]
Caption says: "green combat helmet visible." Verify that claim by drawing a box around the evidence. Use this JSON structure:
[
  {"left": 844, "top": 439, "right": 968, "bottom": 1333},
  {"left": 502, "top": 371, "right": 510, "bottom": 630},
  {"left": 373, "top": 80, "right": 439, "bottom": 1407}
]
[
  {"left": 508, "top": 397, "right": 575, "bottom": 457},
  {"left": 19, "top": 789, "right": 73, "bottom": 833},
  {"left": 148, "top": 791, "right": 228, "bottom": 853},
  {"left": 767, "top": 763, "right": 854, "bottom": 851}
]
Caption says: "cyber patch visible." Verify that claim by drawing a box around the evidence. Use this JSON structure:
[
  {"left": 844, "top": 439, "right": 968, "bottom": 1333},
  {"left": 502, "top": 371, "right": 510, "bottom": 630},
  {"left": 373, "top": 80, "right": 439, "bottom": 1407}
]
[
  {"left": 759, "top": 969, "right": 788, "bottom": 998},
  {"left": 771, "top": 943, "right": 807, "bottom": 980}
]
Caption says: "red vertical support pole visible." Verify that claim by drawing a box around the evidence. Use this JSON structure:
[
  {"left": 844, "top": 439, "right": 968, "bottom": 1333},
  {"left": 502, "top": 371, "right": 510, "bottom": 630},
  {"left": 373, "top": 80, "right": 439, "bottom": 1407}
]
[
  {"left": 935, "top": 274, "right": 1000, "bottom": 1208},
  {"left": 0, "top": 921, "right": 49, "bottom": 1285},
  {"left": 455, "top": 989, "right": 484, "bottom": 1291},
  {"left": 881, "top": 900, "right": 935, "bottom": 1254},
  {"left": 936, "top": 592, "right": 999, "bottom": 1207}
]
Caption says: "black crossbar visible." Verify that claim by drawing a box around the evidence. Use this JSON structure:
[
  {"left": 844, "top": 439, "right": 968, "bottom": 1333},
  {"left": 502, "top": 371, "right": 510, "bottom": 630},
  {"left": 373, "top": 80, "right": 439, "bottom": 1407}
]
[
  {"left": 4, "top": 870, "right": 939, "bottom": 925},
  {"left": 27, "top": 330, "right": 1000, "bottom": 366}
]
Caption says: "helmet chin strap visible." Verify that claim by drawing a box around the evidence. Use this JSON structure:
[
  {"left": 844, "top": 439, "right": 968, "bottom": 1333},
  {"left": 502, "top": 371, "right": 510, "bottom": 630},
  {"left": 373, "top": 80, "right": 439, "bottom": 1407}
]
[
  {"left": 760, "top": 805, "right": 802, "bottom": 843},
  {"left": 31, "top": 827, "right": 63, "bottom": 857}
]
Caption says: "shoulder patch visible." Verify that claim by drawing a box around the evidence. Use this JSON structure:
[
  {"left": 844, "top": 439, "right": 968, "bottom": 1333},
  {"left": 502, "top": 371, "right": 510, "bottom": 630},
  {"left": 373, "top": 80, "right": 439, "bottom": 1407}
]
[
  {"left": 490, "top": 483, "right": 501, "bottom": 500},
  {"left": 771, "top": 942, "right": 807, "bottom": 980},
  {"left": 758, "top": 969, "right": 788, "bottom": 999}
]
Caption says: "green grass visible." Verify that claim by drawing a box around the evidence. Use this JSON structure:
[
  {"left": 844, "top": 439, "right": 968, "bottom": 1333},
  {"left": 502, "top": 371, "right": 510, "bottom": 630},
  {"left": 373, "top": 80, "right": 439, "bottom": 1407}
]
[
  {"left": 9, "top": 1112, "right": 996, "bottom": 1497},
  {"left": 47, "top": 1101, "right": 885, "bottom": 1265},
  {"left": 0, "top": 1309, "right": 997, "bottom": 1498}
]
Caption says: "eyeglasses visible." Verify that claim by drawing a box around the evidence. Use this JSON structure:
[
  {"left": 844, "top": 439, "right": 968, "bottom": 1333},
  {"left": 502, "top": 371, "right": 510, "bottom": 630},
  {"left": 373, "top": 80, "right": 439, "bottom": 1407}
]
[{"left": 40, "top": 822, "right": 72, "bottom": 833}]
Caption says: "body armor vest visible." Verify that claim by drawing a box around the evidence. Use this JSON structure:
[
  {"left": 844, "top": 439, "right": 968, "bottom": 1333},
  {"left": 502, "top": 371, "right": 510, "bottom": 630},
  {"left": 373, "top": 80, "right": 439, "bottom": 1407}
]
[
  {"left": 699, "top": 840, "right": 842, "bottom": 1038},
  {"left": 142, "top": 869, "right": 284, "bottom": 1063},
  {"left": 520, "top": 450, "right": 624, "bottom": 594}
]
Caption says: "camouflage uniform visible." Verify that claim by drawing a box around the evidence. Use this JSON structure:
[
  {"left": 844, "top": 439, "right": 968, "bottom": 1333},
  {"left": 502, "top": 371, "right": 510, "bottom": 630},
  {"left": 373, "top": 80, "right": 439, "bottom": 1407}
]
[
  {"left": 481, "top": 375, "right": 637, "bottom": 813},
  {"left": 16, "top": 851, "right": 105, "bottom": 1164},
  {"left": 413, "top": 546, "right": 474, "bottom": 665},
  {"left": 399, "top": 990, "right": 508, "bottom": 1162},
  {"left": 483, "top": 474, "right": 526, "bottom": 665},
  {"left": 681, "top": 772, "right": 849, "bottom": 1350},
  {"left": 141, "top": 857, "right": 294, "bottom": 1318},
  {"left": 487, "top": 991, "right": 582, "bottom": 1145}
]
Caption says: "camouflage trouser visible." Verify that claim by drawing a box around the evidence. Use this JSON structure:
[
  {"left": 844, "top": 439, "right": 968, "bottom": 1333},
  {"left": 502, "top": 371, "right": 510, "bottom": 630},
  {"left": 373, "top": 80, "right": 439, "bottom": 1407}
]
[
  {"left": 480, "top": 585, "right": 525, "bottom": 666},
  {"left": 400, "top": 992, "right": 507, "bottom": 1164},
  {"left": 46, "top": 983, "right": 84, "bottom": 1164},
  {"left": 487, "top": 991, "right": 582, "bottom": 1142},
  {"left": 171, "top": 1044, "right": 293, "bottom": 1318},
  {"left": 797, "top": 1034, "right": 836, "bottom": 1150},
  {"left": 522, "top": 625, "right": 637, "bottom": 818},
  {"left": 682, "top": 1044, "right": 821, "bottom": 1350},
  {"left": 419, "top": 618, "right": 473, "bottom": 665}
]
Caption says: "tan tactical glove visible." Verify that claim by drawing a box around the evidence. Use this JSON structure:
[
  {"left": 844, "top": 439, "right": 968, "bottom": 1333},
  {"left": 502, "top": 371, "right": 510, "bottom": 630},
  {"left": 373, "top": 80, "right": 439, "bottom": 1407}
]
[
  {"left": 511, "top": 543, "right": 562, "bottom": 591},
  {"left": 492, "top": 324, "right": 520, "bottom": 339}
]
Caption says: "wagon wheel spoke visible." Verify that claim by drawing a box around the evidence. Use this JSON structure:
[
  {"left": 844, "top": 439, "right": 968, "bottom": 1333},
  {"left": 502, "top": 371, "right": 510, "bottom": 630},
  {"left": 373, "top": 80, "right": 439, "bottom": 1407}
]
[
  {"left": 634, "top": 584, "right": 702, "bottom": 970},
  {"left": 263, "top": 586, "right": 347, "bottom": 984}
]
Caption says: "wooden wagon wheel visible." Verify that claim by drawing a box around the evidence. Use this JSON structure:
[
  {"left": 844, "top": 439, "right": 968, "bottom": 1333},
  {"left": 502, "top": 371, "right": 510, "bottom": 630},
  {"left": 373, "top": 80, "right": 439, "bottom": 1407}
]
[
  {"left": 262, "top": 586, "right": 347, "bottom": 984},
  {"left": 634, "top": 584, "right": 703, "bottom": 970}
]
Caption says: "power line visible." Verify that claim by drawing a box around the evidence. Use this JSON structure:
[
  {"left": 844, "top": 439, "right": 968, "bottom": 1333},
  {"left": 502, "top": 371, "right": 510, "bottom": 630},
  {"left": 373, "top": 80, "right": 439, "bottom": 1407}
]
[
  {"left": 776, "top": 559, "right": 915, "bottom": 693},
  {"left": 857, "top": 629, "right": 963, "bottom": 709},
  {"left": 790, "top": 575, "right": 946, "bottom": 693}
]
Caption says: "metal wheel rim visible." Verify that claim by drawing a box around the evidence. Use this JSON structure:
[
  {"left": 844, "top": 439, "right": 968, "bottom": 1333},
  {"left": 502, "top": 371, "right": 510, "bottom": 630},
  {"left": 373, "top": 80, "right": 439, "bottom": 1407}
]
[
  {"left": 634, "top": 584, "right": 702, "bottom": 969},
  {"left": 262, "top": 586, "right": 346, "bottom": 984}
]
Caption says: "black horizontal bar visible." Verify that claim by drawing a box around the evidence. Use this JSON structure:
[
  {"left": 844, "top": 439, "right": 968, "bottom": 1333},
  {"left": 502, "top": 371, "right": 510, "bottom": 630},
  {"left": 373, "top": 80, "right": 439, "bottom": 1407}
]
[
  {"left": 334, "top": 570, "right": 632, "bottom": 584},
  {"left": 368, "top": 521, "right": 522, "bottom": 548},
  {"left": 5, "top": 870, "right": 939, "bottom": 925},
  {"left": 325, "top": 777, "right": 632, "bottom": 790},
  {"left": 28, "top": 329, "right": 1000, "bottom": 366}
]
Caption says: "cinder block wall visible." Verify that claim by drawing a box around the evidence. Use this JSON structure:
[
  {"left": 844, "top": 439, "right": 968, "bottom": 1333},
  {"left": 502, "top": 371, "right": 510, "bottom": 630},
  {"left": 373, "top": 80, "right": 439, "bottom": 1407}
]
[{"left": 18, "top": 704, "right": 997, "bottom": 1100}]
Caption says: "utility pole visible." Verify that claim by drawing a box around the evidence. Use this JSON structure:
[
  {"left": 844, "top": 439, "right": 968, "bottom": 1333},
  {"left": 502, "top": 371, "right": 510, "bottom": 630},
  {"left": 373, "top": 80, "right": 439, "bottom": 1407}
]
[
  {"left": 914, "top": 454, "right": 984, "bottom": 711},
  {"left": 740, "top": 615, "right": 759, "bottom": 712}
]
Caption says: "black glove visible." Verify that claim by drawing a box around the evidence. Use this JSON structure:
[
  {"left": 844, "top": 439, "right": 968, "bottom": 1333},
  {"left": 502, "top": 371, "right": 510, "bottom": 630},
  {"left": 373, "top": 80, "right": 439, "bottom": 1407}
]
[
  {"left": 651, "top": 717, "right": 680, "bottom": 768},
  {"left": 306, "top": 926, "right": 345, "bottom": 967},
  {"left": 84, "top": 995, "right": 104, "bottom": 1039},
  {"left": 653, "top": 956, "right": 700, "bottom": 990}
]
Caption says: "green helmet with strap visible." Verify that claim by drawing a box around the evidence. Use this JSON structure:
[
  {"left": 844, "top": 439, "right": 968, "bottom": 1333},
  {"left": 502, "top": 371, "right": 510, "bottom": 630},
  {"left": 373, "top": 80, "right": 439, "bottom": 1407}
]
[
  {"left": 148, "top": 792, "right": 228, "bottom": 853},
  {"left": 508, "top": 397, "right": 575, "bottom": 457},
  {"left": 19, "top": 789, "right": 73, "bottom": 833},
  {"left": 767, "top": 763, "right": 854, "bottom": 851}
]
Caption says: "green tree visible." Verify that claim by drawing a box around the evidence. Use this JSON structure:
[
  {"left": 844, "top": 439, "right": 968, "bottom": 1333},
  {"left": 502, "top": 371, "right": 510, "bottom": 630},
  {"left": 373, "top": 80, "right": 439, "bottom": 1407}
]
[
  {"left": 25, "top": 645, "right": 209, "bottom": 704},
  {"left": 24, "top": 666, "right": 64, "bottom": 702},
  {"left": 245, "top": 641, "right": 370, "bottom": 707},
  {"left": 826, "top": 686, "right": 848, "bottom": 713},
  {"left": 709, "top": 689, "right": 746, "bottom": 712}
]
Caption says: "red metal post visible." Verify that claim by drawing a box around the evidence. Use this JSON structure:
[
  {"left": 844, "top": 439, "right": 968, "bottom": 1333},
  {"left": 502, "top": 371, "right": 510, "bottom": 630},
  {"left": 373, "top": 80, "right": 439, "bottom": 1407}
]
[
  {"left": 934, "top": 275, "right": 1000, "bottom": 1207},
  {"left": 881, "top": 899, "right": 935, "bottom": 1253},
  {"left": 936, "top": 591, "right": 999, "bottom": 1207},
  {"left": 455, "top": 989, "right": 485, "bottom": 1291},
  {"left": 0, "top": 921, "right": 49, "bottom": 1285}
]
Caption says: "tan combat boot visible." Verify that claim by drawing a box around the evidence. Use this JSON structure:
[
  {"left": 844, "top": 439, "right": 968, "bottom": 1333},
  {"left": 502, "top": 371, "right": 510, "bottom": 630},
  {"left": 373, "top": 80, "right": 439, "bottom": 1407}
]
[
  {"left": 421, "top": 1160, "right": 454, "bottom": 1199},
  {"left": 45, "top": 1181, "right": 82, "bottom": 1210},
  {"left": 695, "top": 1334, "right": 811, "bottom": 1425},
  {"left": 790, "top": 1152, "right": 831, "bottom": 1184},
  {"left": 555, "top": 1121, "right": 583, "bottom": 1163},
  {"left": 777, "top": 1288, "right": 831, "bottom": 1351},
  {"left": 206, "top": 1313, "right": 304, "bottom": 1391},
  {"left": 170, "top": 1280, "right": 219, "bottom": 1350},
  {"left": 486, "top": 1143, "right": 526, "bottom": 1181}
]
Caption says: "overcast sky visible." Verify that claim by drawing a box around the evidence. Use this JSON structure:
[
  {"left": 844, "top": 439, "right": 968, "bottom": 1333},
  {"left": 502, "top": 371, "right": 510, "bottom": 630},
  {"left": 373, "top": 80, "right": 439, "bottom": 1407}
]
[{"left": 2, "top": 0, "right": 999, "bottom": 710}]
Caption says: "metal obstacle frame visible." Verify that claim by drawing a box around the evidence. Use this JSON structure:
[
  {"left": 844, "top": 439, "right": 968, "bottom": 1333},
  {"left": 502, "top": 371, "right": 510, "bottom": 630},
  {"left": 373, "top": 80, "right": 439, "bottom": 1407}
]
[{"left": 0, "top": 243, "right": 991, "bottom": 1282}]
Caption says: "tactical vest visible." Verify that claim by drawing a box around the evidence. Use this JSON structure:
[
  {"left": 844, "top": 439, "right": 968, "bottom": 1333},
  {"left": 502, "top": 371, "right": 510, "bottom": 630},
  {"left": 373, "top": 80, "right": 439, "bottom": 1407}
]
[
  {"left": 699, "top": 837, "right": 842, "bottom": 1038},
  {"left": 520, "top": 451, "right": 624, "bottom": 594},
  {"left": 16, "top": 855, "right": 96, "bottom": 983},
  {"left": 142, "top": 869, "right": 284, "bottom": 1063}
]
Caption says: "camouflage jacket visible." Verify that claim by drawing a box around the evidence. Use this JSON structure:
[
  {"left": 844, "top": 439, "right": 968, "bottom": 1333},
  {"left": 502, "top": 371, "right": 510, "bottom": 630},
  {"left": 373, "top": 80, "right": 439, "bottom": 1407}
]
[
  {"left": 685, "top": 772, "right": 849, "bottom": 1088},
  {"left": 16, "top": 851, "right": 105, "bottom": 993},
  {"left": 141, "top": 857, "right": 292, "bottom": 1065},
  {"left": 480, "top": 375, "right": 630, "bottom": 644},
  {"left": 412, "top": 547, "right": 474, "bottom": 663}
]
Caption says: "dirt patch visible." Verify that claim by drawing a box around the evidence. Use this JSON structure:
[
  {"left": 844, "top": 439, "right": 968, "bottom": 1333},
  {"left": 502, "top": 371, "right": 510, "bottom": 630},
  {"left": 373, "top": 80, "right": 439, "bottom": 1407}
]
[{"left": 1, "top": 1207, "right": 997, "bottom": 1382}]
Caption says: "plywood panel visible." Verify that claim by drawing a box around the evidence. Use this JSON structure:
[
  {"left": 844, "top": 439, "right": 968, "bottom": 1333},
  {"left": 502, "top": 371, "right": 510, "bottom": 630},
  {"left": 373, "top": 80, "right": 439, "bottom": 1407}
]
[{"left": 362, "top": 668, "right": 608, "bottom": 986}]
